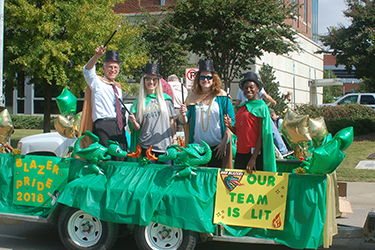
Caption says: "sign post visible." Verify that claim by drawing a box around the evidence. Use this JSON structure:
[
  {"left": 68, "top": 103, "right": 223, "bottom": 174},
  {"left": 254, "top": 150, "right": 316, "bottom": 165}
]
[{"left": 185, "top": 68, "right": 198, "bottom": 89}]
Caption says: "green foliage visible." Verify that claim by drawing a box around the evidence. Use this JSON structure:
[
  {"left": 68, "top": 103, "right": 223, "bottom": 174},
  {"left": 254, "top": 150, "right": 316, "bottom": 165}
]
[
  {"left": 319, "top": 0, "right": 375, "bottom": 87},
  {"left": 137, "top": 12, "right": 188, "bottom": 79},
  {"left": 169, "top": 0, "right": 300, "bottom": 88},
  {"left": 326, "top": 116, "right": 375, "bottom": 136},
  {"left": 356, "top": 77, "right": 375, "bottom": 93},
  {"left": 10, "top": 115, "right": 54, "bottom": 129},
  {"left": 323, "top": 69, "right": 342, "bottom": 103},
  {"left": 295, "top": 104, "right": 375, "bottom": 136},
  {"left": 258, "top": 63, "right": 287, "bottom": 115},
  {"left": 4, "top": 0, "right": 148, "bottom": 131}
]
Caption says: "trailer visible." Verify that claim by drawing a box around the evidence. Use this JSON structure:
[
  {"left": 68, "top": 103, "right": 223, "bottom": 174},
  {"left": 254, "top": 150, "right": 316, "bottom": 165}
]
[{"left": 0, "top": 154, "right": 373, "bottom": 250}]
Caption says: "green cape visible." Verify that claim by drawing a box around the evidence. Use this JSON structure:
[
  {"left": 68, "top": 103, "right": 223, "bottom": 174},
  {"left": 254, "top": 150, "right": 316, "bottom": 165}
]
[
  {"left": 129, "top": 93, "right": 172, "bottom": 162},
  {"left": 238, "top": 99, "right": 276, "bottom": 172}
]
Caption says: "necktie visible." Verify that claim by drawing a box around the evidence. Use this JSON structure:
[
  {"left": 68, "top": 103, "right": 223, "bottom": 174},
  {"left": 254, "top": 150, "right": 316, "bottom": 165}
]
[{"left": 112, "top": 84, "right": 123, "bottom": 130}]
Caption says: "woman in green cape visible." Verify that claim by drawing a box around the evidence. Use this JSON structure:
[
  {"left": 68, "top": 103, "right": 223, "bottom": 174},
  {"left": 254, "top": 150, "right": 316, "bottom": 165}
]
[
  {"left": 129, "top": 63, "right": 177, "bottom": 164},
  {"left": 224, "top": 72, "right": 276, "bottom": 173}
]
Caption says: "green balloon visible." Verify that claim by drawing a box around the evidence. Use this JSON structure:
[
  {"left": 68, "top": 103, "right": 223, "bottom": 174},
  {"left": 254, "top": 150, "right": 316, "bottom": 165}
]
[
  {"left": 333, "top": 127, "right": 354, "bottom": 152},
  {"left": 56, "top": 88, "right": 77, "bottom": 115},
  {"left": 307, "top": 140, "right": 346, "bottom": 174}
]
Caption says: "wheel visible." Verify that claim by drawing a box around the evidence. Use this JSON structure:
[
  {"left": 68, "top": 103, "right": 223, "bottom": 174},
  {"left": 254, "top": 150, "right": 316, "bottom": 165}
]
[
  {"left": 135, "top": 222, "right": 197, "bottom": 250},
  {"left": 58, "top": 207, "right": 119, "bottom": 250}
]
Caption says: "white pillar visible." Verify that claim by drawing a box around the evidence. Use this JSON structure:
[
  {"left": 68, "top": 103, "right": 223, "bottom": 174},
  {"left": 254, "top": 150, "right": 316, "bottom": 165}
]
[{"left": 0, "top": 0, "right": 4, "bottom": 106}]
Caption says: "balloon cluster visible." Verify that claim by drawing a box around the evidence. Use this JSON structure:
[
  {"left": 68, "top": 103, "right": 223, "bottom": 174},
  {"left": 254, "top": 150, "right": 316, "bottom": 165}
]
[
  {"left": 54, "top": 88, "right": 82, "bottom": 139},
  {"left": 280, "top": 109, "right": 353, "bottom": 174}
]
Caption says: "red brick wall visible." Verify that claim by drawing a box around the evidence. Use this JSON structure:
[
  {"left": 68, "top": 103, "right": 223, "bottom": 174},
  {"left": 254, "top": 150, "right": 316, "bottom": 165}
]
[
  {"left": 285, "top": 0, "right": 312, "bottom": 39},
  {"left": 114, "top": 0, "right": 175, "bottom": 14},
  {"left": 324, "top": 54, "right": 337, "bottom": 66}
]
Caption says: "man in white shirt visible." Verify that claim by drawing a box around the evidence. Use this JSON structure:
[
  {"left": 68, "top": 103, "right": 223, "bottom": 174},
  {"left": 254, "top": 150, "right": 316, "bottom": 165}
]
[
  {"left": 168, "top": 74, "right": 188, "bottom": 132},
  {"left": 80, "top": 45, "right": 127, "bottom": 161}
]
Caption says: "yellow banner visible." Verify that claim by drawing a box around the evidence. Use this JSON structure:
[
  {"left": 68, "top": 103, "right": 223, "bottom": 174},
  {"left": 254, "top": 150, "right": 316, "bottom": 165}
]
[{"left": 214, "top": 169, "right": 289, "bottom": 230}]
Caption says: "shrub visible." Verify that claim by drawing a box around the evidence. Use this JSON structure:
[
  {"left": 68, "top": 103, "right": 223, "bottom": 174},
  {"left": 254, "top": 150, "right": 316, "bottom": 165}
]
[
  {"left": 10, "top": 115, "right": 55, "bottom": 129},
  {"left": 295, "top": 104, "right": 375, "bottom": 136}
]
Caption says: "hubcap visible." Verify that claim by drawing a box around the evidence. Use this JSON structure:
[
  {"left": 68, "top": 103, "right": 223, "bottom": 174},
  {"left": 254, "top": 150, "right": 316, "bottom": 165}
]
[
  {"left": 67, "top": 210, "right": 102, "bottom": 247},
  {"left": 145, "top": 222, "right": 183, "bottom": 250}
]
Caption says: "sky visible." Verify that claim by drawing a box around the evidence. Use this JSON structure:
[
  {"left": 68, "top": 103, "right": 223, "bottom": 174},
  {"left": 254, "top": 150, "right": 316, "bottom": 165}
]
[{"left": 318, "top": 0, "right": 352, "bottom": 35}]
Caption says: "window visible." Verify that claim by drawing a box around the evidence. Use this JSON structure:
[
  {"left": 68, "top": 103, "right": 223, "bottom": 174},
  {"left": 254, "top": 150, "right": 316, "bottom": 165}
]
[
  {"left": 338, "top": 95, "right": 358, "bottom": 105},
  {"left": 303, "top": 0, "right": 308, "bottom": 23},
  {"left": 360, "top": 95, "right": 375, "bottom": 104}
]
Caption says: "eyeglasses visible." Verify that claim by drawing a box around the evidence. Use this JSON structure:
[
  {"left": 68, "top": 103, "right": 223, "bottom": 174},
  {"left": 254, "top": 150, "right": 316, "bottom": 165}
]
[
  {"left": 199, "top": 75, "right": 213, "bottom": 80},
  {"left": 144, "top": 77, "right": 159, "bottom": 83}
]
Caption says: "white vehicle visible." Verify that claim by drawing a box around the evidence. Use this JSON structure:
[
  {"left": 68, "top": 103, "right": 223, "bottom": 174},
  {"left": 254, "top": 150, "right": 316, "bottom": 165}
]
[
  {"left": 17, "top": 104, "right": 134, "bottom": 157},
  {"left": 319, "top": 93, "right": 375, "bottom": 110},
  {"left": 17, "top": 132, "right": 76, "bottom": 157}
]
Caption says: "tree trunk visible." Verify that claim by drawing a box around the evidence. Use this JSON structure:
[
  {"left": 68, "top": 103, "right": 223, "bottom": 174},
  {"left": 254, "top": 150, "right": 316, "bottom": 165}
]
[{"left": 43, "top": 80, "right": 52, "bottom": 133}]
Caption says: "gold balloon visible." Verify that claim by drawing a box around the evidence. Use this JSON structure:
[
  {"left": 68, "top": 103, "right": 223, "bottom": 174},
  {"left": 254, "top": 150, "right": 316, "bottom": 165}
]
[
  {"left": 281, "top": 109, "right": 312, "bottom": 145},
  {"left": 0, "top": 108, "right": 14, "bottom": 145},
  {"left": 71, "top": 112, "right": 82, "bottom": 135},
  {"left": 54, "top": 115, "right": 76, "bottom": 139},
  {"left": 309, "top": 117, "right": 328, "bottom": 147}
]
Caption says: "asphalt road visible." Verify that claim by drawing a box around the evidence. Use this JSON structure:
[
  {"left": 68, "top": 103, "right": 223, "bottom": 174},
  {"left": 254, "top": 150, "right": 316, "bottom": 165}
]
[{"left": 0, "top": 220, "right": 374, "bottom": 250}]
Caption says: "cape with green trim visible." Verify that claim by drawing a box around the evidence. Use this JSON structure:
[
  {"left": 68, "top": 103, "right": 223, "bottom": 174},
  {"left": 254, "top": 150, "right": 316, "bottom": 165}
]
[
  {"left": 238, "top": 99, "right": 276, "bottom": 172},
  {"left": 129, "top": 93, "right": 172, "bottom": 162}
]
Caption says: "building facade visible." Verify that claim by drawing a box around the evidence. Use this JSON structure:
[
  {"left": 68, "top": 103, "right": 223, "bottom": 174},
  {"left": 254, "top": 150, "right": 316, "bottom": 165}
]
[{"left": 324, "top": 54, "right": 360, "bottom": 94}]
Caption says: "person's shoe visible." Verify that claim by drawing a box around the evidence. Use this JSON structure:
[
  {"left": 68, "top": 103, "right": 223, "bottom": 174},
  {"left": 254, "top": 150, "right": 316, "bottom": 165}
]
[{"left": 282, "top": 150, "right": 294, "bottom": 158}]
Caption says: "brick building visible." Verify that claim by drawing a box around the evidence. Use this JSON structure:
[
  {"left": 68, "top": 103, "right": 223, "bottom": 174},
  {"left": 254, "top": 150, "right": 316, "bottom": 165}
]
[{"left": 324, "top": 54, "right": 360, "bottom": 94}]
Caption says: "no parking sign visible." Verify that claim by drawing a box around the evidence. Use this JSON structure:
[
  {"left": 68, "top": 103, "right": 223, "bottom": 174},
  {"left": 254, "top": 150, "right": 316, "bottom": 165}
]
[{"left": 185, "top": 68, "right": 198, "bottom": 89}]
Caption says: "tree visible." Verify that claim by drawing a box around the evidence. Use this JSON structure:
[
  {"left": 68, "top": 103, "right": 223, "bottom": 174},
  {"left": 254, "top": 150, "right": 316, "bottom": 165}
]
[
  {"left": 4, "top": 0, "right": 148, "bottom": 132},
  {"left": 137, "top": 12, "right": 189, "bottom": 79},
  {"left": 320, "top": 0, "right": 375, "bottom": 91},
  {"left": 258, "top": 63, "right": 287, "bottom": 115},
  {"left": 169, "top": 0, "right": 300, "bottom": 88},
  {"left": 322, "top": 69, "right": 342, "bottom": 103}
]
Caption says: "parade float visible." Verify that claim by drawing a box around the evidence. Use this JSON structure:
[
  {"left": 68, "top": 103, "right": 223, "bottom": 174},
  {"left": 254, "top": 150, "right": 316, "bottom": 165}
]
[{"left": 0, "top": 88, "right": 373, "bottom": 250}]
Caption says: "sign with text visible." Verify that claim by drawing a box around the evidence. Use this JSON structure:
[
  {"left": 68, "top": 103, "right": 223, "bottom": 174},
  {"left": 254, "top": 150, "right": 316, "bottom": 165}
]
[
  {"left": 13, "top": 156, "right": 70, "bottom": 208},
  {"left": 214, "top": 170, "right": 289, "bottom": 230},
  {"left": 185, "top": 68, "right": 198, "bottom": 89}
]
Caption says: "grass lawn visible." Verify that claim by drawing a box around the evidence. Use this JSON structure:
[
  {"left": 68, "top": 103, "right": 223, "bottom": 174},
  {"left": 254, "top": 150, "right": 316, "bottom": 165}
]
[
  {"left": 336, "top": 133, "right": 375, "bottom": 182},
  {"left": 9, "top": 129, "right": 375, "bottom": 182}
]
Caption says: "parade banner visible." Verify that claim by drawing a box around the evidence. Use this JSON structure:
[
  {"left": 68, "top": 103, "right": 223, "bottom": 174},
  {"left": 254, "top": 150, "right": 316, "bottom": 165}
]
[
  {"left": 214, "top": 169, "right": 289, "bottom": 230},
  {"left": 13, "top": 156, "right": 70, "bottom": 208}
]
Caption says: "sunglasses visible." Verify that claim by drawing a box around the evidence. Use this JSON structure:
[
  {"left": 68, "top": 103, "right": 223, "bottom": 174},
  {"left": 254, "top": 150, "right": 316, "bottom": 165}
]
[
  {"left": 144, "top": 77, "right": 159, "bottom": 83},
  {"left": 199, "top": 75, "right": 213, "bottom": 80}
]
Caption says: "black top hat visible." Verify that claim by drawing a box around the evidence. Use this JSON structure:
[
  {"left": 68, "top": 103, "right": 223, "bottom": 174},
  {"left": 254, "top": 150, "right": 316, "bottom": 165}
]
[
  {"left": 143, "top": 63, "right": 161, "bottom": 76},
  {"left": 104, "top": 50, "right": 121, "bottom": 63},
  {"left": 198, "top": 60, "right": 216, "bottom": 73},
  {"left": 239, "top": 71, "right": 263, "bottom": 91}
]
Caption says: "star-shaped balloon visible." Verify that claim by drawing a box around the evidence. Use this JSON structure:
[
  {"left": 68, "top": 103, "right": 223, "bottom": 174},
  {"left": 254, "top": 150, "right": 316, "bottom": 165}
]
[
  {"left": 0, "top": 108, "right": 13, "bottom": 145},
  {"left": 54, "top": 112, "right": 82, "bottom": 139},
  {"left": 309, "top": 117, "right": 328, "bottom": 148},
  {"left": 56, "top": 88, "right": 77, "bottom": 115},
  {"left": 281, "top": 109, "right": 312, "bottom": 145}
]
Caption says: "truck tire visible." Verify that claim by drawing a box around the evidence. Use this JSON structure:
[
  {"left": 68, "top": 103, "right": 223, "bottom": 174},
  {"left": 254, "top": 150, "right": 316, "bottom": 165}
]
[
  {"left": 58, "top": 207, "right": 119, "bottom": 250},
  {"left": 135, "top": 222, "right": 197, "bottom": 250}
]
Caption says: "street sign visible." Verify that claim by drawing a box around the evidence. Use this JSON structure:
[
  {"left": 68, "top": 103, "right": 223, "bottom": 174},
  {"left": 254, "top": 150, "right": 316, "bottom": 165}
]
[{"left": 185, "top": 68, "right": 198, "bottom": 89}]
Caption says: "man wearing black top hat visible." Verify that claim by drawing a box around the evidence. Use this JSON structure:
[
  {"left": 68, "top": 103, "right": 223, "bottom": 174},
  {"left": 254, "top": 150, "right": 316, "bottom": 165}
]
[{"left": 79, "top": 45, "right": 127, "bottom": 161}]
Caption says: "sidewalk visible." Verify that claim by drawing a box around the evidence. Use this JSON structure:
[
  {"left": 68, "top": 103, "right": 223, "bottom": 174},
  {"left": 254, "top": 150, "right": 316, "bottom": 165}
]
[
  {"left": 329, "top": 182, "right": 375, "bottom": 249},
  {"left": 336, "top": 182, "right": 375, "bottom": 228}
]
